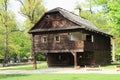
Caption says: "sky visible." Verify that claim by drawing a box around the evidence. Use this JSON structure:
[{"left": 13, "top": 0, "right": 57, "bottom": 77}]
[
  {"left": 44, "top": 0, "right": 85, "bottom": 11},
  {"left": 9, "top": 0, "right": 86, "bottom": 22}
]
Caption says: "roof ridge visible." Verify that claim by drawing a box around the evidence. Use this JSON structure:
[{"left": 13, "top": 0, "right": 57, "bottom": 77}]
[
  {"left": 45, "top": 7, "right": 100, "bottom": 32},
  {"left": 29, "top": 7, "right": 112, "bottom": 37},
  {"left": 57, "top": 7, "right": 98, "bottom": 30}
]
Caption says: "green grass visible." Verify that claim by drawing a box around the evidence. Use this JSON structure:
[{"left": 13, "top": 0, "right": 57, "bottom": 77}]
[
  {"left": 0, "top": 62, "right": 47, "bottom": 70},
  {"left": 101, "top": 62, "right": 120, "bottom": 69},
  {"left": 0, "top": 74, "right": 120, "bottom": 80},
  {"left": 0, "top": 61, "right": 120, "bottom": 70}
]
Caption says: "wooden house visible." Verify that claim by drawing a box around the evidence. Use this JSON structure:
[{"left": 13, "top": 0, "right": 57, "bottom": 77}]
[{"left": 29, "top": 7, "right": 112, "bottom": 69}]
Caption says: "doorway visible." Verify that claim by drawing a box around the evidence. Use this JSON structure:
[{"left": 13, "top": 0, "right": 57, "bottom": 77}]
[{"left": 47, "top": 53, "right": 74, "bottom": 67}]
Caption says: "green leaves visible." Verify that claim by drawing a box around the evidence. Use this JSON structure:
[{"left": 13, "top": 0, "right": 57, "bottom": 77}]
[
  {"left": 8, "top": 32, "right": 31, "bottom": 58},
  {"left": 106, "top": 0, "right": 120, "bottom": 54},
  {"left": 75, "top": 0, "right": 120, "bottom": 54},
  {"left": 17, "top": 0, "right": 46, "bottom": 57},
  {"left": 0, "top": 0, "right": 46, "bottom": 60},
  {"left": 18, "top": 0, "right": 46, "bottom": 24}
]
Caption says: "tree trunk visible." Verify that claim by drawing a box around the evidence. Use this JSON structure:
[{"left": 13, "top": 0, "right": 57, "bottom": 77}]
[
  {"left": 89, "top": 0, "right": 93, "bottom": 14},
  {"left": 32, "top": 34, "right": 37, "bottom": 69},
  {"left": 3, "top": 25, "right": 8, "bottom": 67},
  {"left": 3, "top": 0, "right": 8, "bottom": 67}
]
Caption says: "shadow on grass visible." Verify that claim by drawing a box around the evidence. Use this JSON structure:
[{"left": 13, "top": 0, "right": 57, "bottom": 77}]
[{"left": 0, "top": 74, "right": 30, "bottom": 79}]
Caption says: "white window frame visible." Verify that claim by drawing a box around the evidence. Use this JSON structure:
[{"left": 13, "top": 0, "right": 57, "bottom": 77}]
[
  {"left": 91, "top": 35, "right": 94, "bottom": 42},
  {"left": 41, "top": 36, "right": 47, "bottom": 43},
  {"left": 54, "top": 35, "right": 60, "bottom": 42}
]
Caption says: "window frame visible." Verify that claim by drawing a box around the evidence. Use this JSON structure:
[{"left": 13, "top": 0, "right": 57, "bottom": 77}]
[
  {"left": 41, "top": 36, "right": 47, "bottom": 43},
  {"left": 54, "top": 35, "right": 60, "bottom": 43}
]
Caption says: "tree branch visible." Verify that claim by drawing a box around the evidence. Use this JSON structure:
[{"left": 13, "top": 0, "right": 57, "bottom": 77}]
[{"left": 17, "top": 0, "right": 28, "bottom": 16}]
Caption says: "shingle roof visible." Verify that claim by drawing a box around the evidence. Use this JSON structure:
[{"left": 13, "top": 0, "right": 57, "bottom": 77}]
[
  {"left": 29, "top": 7, "right": 112, "bottom": 37},
  {"left": 46, "top": 7, "right": 98, "bottom": 30}
]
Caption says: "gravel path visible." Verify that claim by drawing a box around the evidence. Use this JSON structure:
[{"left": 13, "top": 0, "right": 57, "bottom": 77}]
[{"left": 0, "top": 68, "right": 120, "bottom": 74}]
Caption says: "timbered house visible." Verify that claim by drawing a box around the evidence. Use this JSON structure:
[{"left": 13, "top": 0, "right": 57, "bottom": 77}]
[{"left": 29, "top": 7, "right": 112, "bottom": 69}]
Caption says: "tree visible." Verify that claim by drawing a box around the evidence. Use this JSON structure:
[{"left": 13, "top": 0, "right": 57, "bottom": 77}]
[
  {"left": 9, "top": 31, "right": 31, "bottom": 61},
  {"left": 18, "top": 0, "right": 46, "bottom": 24},
  {"left": 0, "top": 0, "right": 18, "bottom": 66},
  {"left": 0, "top": 0, "right": 9, "bottom": 66},
  {"left": 75, "top": 0, "right": 108, "bottom": 31},
  {"left": 106, "top": 0, "right": 120, "bottom": 54},
  {"left": 0, "top": 31, "right": 4, "bottom": 58},
  {"left": 18, "top": 0, "right": 46, "bottom": 69}
]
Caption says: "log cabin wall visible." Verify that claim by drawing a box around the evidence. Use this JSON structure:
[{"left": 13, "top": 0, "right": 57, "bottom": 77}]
[
  {"left": 33, "top": 12, "right": 77, "bottom": 30},
  {"left": 33, "top": 30, "right": 112, "bottom": 65},
  {"left": 40, "top": 33, "right": 70, "bottom": 51},
  {"left": 33, "top": 34, "right": 40, "bottom": 53},
  {"left": 33, "top": 32, "right": 85, "bottom": 53},
  {"left": 93, "top": 34, "right": 111, "bottom": 65}
]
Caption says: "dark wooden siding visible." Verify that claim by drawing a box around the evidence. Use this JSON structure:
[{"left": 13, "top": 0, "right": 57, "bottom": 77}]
[
  {"left": 33, "top": 34, "right": 40, "bottom": 53},
  {"left": 34, "top": 12, "right": 77, "bottom": 30},
  {"left": 33, "top": 32, "right": 96, "bottom": 53},
  {"left": 33, "top": 33, "right": 85, "bottom": 53},
  {"left": 94, "top": 35, "right": 111, "bottom": 51},
  {"left": 93, "top": 34, "right": 111, "bottom": 64},
  {"left": 84, "top": 41, "right": 94, "bottom": 51}
]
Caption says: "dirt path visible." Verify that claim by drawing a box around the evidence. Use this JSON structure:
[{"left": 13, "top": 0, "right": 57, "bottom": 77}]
[{"left": 0, "top": 68, "right": 120, "bottom": 74}]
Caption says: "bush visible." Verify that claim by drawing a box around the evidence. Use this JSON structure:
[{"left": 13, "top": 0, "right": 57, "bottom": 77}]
[
  {"left": 115, "top": 54, "right": 120, "bottom": 61},
  {"left": 36, "top": 53, "right": 46, "bottom": 61}
]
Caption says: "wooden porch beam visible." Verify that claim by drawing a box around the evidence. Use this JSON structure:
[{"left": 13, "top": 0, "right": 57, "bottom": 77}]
[
  {"left": 112, "top": 38, "right": 115, "bottom": 61},
  {"left": 33, "top": 53, "right": 37, "bottom": 69},
  {"left": 71, "top": 52, "right": 77, "bottom": 68},
  {"left": 32, "top": 34, "right": 37, "bottom": 69}
]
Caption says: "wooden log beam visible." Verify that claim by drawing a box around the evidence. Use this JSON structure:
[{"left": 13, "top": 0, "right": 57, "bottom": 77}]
[
  {"left": 32, "top": 34, "right": 37, "bottom": 69},
  {"left": 112, "top": 38, "right": 115, "bottom": 61},
  {"left": 33, "top": 53, "right": 37, "bottom": 69},
  {"left": 71, "top": 52, "right": 77, "bottom": 68}
]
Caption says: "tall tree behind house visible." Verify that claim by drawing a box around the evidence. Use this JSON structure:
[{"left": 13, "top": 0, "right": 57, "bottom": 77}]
[
  {"left": 87, "top": 0, "right": 120, "bottom": 56},
  {"left": 0, "top": 0, "right": 18, "bottom": 66},
  {"left": 0, "top": 0, "right": 9, "bottom": 67},
  {"left": 106, "top": 0, "right": 120, "bottom": 56},
  {"left": 75, "top": 0, "right": 108, "bottom": 31},
  {"left": 18, "top": 0, "right": 46, "bottom": 24},
  {"left": 18, "top": 0, "right": 46, "bottom": 68}
]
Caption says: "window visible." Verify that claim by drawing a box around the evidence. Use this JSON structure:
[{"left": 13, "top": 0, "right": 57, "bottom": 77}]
[
  {"left": 41, "top": 36, "right": 47, "bottom": 43},
  {"left": 54, "top": 35, "right": 60, "bottom": 42},
  {"left": 69, "top": 32, "right": 84, "bottom": 41},
  {"left": 86, "top": 34, "right": 94, "bottom": 42}
]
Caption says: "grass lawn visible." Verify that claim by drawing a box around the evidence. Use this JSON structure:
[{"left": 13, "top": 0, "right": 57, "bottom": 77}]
[
  {"left": 0, "top": 61, "right": 120, "bottom": 70},
  {"left": 0, "top": 74, "right": 120, "bottom": 80},
  {"left": 101, "top": 62, "right": 120, "bottom": 69},
  {"left": 0, "top": 61, "right": 47, "bottom": 70}
]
